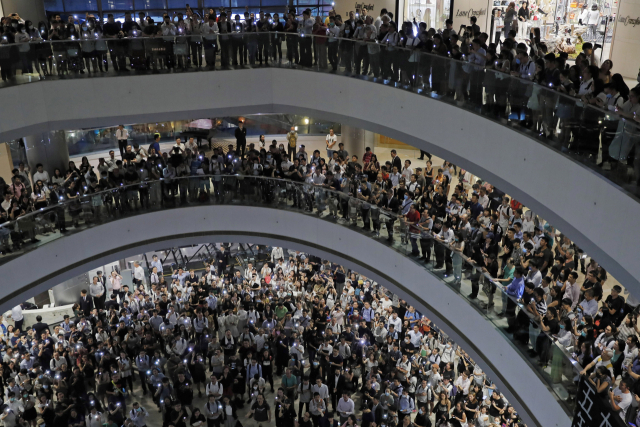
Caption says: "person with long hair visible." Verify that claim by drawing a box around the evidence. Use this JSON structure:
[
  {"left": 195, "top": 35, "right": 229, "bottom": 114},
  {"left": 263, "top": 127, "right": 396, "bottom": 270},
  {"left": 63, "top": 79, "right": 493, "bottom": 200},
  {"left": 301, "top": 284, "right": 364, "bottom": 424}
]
[
  {"left": 35, "top": 20, "right": 53, "bottom": 75},
  {"left": 504, "top": 2, "right": 517, "bottom": 36}
]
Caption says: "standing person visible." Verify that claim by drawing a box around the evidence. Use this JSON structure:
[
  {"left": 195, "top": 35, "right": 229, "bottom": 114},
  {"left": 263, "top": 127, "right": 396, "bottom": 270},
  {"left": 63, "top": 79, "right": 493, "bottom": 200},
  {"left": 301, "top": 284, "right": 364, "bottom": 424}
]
[
  {"left": 90, "top": 276, "right": 106, "bottom": 311},
  {"left": 109, "top": 271, "right": 123, "bottom": 301},
  {"left": 299, "top": 10, "right": 315, "bottom": 67},
  {"left": 286, "top": 126, "right": 298, "bottom": 161},
  {"left": 517, "top": 1, "right": 530, "bottom": 40},
  {"left": 247, "top": 393, "right": 271, "bottom": 425},
  {"left": 326, "top": 129, "right": 337, "bottom": 159},
  {"left": 116, "top": 125, "right": 129, "bottom": 159},
  {"left": 9, "top": 304, "right": 24, "bottom": 332},
  {"left": 503, "top": 2, "right": 516, "bottom": 37},
  {"left": 235, "top": 121, "right": 247, "bottom": 158}
]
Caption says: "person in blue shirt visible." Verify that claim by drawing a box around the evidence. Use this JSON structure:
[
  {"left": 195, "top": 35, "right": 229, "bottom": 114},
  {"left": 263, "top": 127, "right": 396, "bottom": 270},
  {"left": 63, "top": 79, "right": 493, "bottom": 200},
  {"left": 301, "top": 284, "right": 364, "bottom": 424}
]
[
  {"left": 148, "top": 134, "right": 161, "bottom": 155},
  {"left": 502, "top": 266, "right": 525, "bottom": 317},
  {"left": 171, "top": 268, "right": 189, "bottom": 287},
  {"left": 150, "top": 254, "right": 163, "bottom": 275}
]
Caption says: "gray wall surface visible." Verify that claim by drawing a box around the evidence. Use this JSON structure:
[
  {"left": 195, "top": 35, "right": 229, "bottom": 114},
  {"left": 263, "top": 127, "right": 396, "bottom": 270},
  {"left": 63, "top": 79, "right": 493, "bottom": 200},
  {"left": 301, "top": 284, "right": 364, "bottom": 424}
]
[{"left": 1, "top": 0, "right": 47, "bottom": 25}]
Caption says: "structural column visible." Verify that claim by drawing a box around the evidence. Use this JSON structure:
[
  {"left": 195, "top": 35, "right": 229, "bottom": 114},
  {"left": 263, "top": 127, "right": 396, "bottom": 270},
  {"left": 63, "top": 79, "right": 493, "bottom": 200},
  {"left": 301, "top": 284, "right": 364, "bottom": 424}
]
[
  {"left": 24, "top": 131, "right": 70, "bottom": 178},
  {"left": 0, "top": 143, "right": 13, "bottom": 185},
  {"left": 340, "top": 125, "right": 375, "bottom": 160}
]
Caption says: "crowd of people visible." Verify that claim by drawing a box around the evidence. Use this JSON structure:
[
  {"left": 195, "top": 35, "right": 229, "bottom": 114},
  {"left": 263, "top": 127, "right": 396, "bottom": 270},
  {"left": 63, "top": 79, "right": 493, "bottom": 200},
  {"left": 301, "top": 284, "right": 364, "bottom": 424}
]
[
  {"left": 0, "top": 8, "right": 639, "bottom": 160},
  {"left": 0, "top": 245, "right": 529, "bottom": 427},
  {"left": 0, "top": 6, "right": 639, "bottom": 181},
  {"left": 2, "top": 120, "right": 640, "bottom": 424}
]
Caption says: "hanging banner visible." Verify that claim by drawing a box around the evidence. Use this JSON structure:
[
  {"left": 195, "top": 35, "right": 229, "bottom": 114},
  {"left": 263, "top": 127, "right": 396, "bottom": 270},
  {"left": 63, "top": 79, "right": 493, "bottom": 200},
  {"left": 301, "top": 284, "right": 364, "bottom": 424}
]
[{"left": 571, "top": 377, "right": 627, "bottom": 427}]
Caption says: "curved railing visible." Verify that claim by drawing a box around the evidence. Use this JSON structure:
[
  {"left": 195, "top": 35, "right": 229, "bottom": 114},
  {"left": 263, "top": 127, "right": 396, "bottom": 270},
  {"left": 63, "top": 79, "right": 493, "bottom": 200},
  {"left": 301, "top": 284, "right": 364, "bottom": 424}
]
[
  {"left": 0, "top": 174, "right": 597, "bottom": 418},
  {"left": 1, "top": 33, "right": 640, "bottom": 200}
]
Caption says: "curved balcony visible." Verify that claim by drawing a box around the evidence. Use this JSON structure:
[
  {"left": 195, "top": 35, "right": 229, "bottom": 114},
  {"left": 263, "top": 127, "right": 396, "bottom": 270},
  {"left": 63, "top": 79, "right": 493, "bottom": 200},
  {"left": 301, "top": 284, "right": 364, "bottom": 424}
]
[
  {"left": 0, "top": 175, "right": 596, "bottom": 426},
  {"left": 0, "top": 36, "right": 639, "bottom": 301}
]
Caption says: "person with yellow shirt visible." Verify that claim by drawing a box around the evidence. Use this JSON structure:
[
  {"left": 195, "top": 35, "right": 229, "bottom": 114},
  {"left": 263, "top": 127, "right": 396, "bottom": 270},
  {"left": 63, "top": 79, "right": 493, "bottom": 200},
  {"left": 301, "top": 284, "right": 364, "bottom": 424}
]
[{"left": 286, "top": 126, "right": 298, "bottom": 161}]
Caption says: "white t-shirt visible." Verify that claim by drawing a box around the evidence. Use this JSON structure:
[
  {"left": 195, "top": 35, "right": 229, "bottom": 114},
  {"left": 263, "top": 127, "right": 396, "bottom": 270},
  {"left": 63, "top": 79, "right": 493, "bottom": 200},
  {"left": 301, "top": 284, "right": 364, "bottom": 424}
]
[
  {"left": 326, "top": 134, "right": 337, "bottom": 150},
  {"left": 613, "top": 388, "right": 632, "bottom": 419}
]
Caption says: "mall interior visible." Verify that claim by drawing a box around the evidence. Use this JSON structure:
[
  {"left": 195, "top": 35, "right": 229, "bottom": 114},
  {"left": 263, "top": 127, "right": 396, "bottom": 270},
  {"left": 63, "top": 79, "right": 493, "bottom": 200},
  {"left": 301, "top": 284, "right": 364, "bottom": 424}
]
[{"left": 0, "top": 0, "right": 640, "bottom": 427}]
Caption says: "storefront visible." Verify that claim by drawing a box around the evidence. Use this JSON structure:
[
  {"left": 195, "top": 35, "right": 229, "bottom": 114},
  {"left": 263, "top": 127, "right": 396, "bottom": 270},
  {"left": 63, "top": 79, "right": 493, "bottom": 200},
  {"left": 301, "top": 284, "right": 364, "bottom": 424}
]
[
  {"left": 485, "top": 0, "right": 619, "bottom": 58},
  {"left": 609, "top": 0, "right": 640, "bottom": 78},
  {"left": 333, "top": 0, "right": 397, "bottom": 21},
  {"left": 400, "top": 0, "right": 492, "bottom": 34}
]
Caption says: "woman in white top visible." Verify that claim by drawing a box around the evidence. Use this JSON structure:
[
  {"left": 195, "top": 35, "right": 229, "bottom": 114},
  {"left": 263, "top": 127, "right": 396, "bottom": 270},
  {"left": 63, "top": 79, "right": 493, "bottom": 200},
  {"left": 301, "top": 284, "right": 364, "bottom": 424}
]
[
  {"left": 381, "top": 22, "right": 400, "bottom": 81},
  {"left": 271, "top": 247, "right": 284, "bottom": 263},
  {"left": 15, "top": 24, "right": 34, "bottom": 77},
  {"left": 109, "top": 271, "right": 123, "bottom": 297},
  {"left": 260, "top": 263, "right": 272, "bottom": 279}
]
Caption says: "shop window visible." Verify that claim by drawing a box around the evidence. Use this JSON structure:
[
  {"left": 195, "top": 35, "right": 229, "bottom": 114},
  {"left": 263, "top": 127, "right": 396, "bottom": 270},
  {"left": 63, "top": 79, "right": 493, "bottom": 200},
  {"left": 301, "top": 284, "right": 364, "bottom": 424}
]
[
  {"left": 167, "top": 0, "right": 191, "bottom": 8},
  {"left": 102, "top": 0, "right": 134, "bottom": 10},
  {"left": 135, "top": 0, "right": 168, "bottom": 9},
  {"left": 64, "top": 0, "right": 100, "bottom": 10},
  {"left": 43, "top": 0, "right": 65, "bottom": 12},
  {"left": 204, "top": 0, "right": 231, "bottom": 9}
]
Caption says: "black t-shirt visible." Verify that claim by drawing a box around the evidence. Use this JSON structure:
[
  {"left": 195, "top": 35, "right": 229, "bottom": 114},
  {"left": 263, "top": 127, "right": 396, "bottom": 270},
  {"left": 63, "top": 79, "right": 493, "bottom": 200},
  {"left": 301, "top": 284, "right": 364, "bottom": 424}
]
[
  {"left": 359, "top": 187, "right": 371, "bottom": 201},
  {"left": 464, "top": 399, "right": 478, "bottom": 419},
  {"left": 537, "top": 248, "right": 553, "bottom": 272},
  {"left": 415, "top": 412, "right": 432, "bottom": 427},
  {"left": 124, "top": 170, "right": 138, "bottom": 183},
  {"left": 252, "top": 401, "right": 270, "bottom": 422},
  {"left": 544, "top": 317, "right": 560, "bottom": 335},
  {"left": 323, "top": 177, "right": 340, "bottom": 191},
  {"left": 103, "top": 22, "right": 121, "bottom": 37},
  {"left": 489, "top": 396, "right": 504, "bottom": 416},
  {"left": 604, "top": 295, "right": 625, "bottom": 317}
]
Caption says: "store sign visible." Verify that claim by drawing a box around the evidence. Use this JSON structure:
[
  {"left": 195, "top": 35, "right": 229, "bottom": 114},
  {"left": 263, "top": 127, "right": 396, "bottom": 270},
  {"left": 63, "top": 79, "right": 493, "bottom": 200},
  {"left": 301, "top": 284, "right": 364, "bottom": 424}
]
[
  {"left": 571, "top": 378, "right": 626, "bottom": 427},
  {"left": 452, "top": 0, "right": 492, "bottom": 32},
  {"left": 355, "top": 2, "right": 376, "bottom": 11},
  {"left": 610, "top": 0, "right": 640, "bottom": 78},
  {"left": 455, "top": 7, "right": 488, "bottom": 18},
  {"left": 617, "top": 15, "right": 640, "bottom": 26}
]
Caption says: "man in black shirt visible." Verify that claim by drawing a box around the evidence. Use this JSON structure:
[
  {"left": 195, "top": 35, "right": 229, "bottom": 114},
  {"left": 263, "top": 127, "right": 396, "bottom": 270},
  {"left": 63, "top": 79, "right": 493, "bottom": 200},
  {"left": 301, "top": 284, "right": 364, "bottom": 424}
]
[
  {"left": 534, "top": 236, "right": 553, "bottom": 276},
  {"left": 279, "top": 399, "right": 297, "bottom": 427},
  {"left": 32, "top": 315, "right": 50, "bottom": 337},
  {"left": 235, "top": 121, "right": 247, "bottom": 158},
  {"left": 106, "top": 372, "right": 127, "bottom": 409},
  {"left": 601, "top": 285, "right": 625, "bottom": 328},
  {"left": 102, "top": 14, "right": 126, "bottom": 71},
  {"left": 169, "top": 402, "right": 188, "bottom": 427},
  {"left": 356, "top": 181, "right": 372, "bottom": 230},
  {"left": 582, "top": 271, "right": 603, "bottom": 301},
  {"left": 536, "top": 307, "right": 560, "bottom": 365}
]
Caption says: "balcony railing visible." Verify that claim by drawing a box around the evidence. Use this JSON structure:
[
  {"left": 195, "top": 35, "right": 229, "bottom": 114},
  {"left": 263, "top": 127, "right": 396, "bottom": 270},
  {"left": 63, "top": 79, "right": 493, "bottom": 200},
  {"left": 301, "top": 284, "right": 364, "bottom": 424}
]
[
  {"left": 1, "top": 33, "right": 639, "bottom": 201},
  {"left": 0, "top": 174, "right": 610, "bottom": 421}
]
